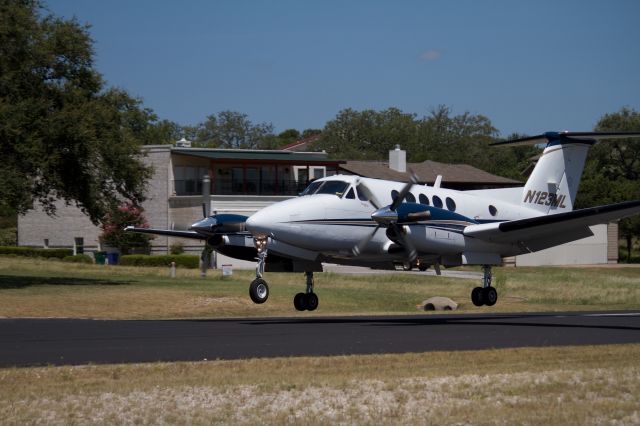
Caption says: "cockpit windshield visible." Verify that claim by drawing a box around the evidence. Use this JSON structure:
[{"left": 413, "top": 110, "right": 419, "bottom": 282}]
[
  {"left": 300, "top": 180, "right": 350, "bottom": 197},
  {"left": 299, "top": 180, "right": 324, "bottom": 196}
]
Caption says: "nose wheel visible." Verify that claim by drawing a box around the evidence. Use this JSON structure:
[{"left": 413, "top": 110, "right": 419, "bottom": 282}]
[
  {"left": 471, "top": 265, "right": 498, "bottom": 307},
  {"left": 249, "top": 237, "right": 269, "bottom": 304},
  {"left": 294, "top": 272, "right": 319, "bottom": 311}
]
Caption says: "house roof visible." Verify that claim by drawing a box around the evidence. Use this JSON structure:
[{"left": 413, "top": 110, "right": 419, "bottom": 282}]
[
  {"left": 340, "top": 160, "right": 520, "bottom": 185},
  {"left": 172, "top": 147, "right": 342, "bottom": 165},
  {"left": 280, "top": 135, "right": 322, "bottom": 151}
]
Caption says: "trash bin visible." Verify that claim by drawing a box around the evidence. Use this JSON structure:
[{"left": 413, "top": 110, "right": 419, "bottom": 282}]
[
  {"left": 94, "top": 251, "right": 106, "bottom": 265},
  {"left": 106, "top": 252, "right": 119, "bottom": 265}
]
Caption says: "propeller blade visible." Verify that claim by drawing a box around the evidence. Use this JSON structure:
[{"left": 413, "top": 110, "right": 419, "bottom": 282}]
[
  {"left": 351, "top": 224, "right": 381, "bottom": 256},
  {"left": 390, "top": 171, "right": 419, "bottom": 211},
  {"left": 434, "top": 262, "right": 442, "bottom": 276},
  {"left": 202, "top": 203, "right": 207, "bottom": 219},
  {"left": 394, "top": 224, "right": 417, "bottom": 262},
  {"left": 356, "top": 180, "right": 382, "bottom": 210}
]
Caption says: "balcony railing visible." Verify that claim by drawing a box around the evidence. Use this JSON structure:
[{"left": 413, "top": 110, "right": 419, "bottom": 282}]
[{"left": 173, "top": 179, "right": 308, "bottom": 196}]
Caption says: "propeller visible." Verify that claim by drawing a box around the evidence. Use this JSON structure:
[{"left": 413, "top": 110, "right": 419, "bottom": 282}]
[{"left": 352, "top": 172, "right": 423, "bottom": 262}]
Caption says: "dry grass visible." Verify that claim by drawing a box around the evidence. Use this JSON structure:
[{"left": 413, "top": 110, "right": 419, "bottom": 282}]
[
  {"left": 1, "top": 344, "right": 639, "bottom": 425},
  {"left": 0, "top": 257, "right": 639, "bottom": 319}
]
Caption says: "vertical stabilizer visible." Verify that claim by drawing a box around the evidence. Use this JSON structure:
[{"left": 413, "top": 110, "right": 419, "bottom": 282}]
[
  {"left": 491, "top": 131, "right": 640, "bottom": 215},
  {"left": 521, "top": 138, "right": 591, "bottom": 214}
]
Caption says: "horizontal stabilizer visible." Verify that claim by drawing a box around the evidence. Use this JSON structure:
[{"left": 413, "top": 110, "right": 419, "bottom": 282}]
[
  {"left": 464, "top": 200, "right": 640, "bottom": 245},
  {"left": 124, "top": 226, "right": 205, "bottom": 240},
  {"left": 491, "top": 131, "right": 640, "bottom": 147}
]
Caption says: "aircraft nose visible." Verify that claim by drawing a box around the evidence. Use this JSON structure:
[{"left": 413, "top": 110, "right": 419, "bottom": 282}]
[{"left": 246, "top": 209, "right": 271, "bottom": 237}]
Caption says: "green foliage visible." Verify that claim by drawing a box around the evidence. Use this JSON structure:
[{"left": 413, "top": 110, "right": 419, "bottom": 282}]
[
  {"left": 319, "top": 105, "right": 538, "bottom": 180},
  {"left": 169, "top": 242, "right": 184, "bottom": 255},
  {"left": 0, "top": 0, "right": 153, "bottom": 224},
  {"left": 193, "top": 111, "right": 275, "bottom": 149},
  {"left": 577, "top": 107, "right": 640, "bottom": 259},
  {"left": 62, "top": 254, "right": 93, "bottom": 264},
  {"left": 0, "top": 246, "right": 72, "bottom": 258},
  {"left": 119, "top": 254, "right": 199, "bottom": 269},
  {"left": 0, "top": 228, "right": 16, "bottom": 246},
  {"left": 320, "top": 107, "right": 417, "bottom": 160}
]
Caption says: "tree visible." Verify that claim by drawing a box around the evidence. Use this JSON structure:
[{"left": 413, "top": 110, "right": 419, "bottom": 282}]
[
  {"left": 577, "top": 107, "right": 640, "bottom": 261},
  {"left": 0, "top": 0, "right": 153, "bottom": 224},
  {"left": 100, "top": 203, "right": 152, "bottom": 254},
  {"left": 193, "top": 111, "right": 274, "bottom": 149},
  {"left": 319, "top": 108, "right": 417, "bottom": 160}
]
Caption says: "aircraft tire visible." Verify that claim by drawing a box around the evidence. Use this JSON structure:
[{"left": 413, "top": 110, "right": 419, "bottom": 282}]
[
  {"left": 249, "top": 278, "right": 269, "bottom": 304},
  {"left": 305, "top": 293, "right": 319, "bottom": 311},
  {"left": 471, "top": 287, "right": 485, "bottom": 307},
  {"left": 483, "top": 287, "right": 498, "bottom": 306},
  {"left": 294, "top": 292, "right": 307, "bottom": 311}
]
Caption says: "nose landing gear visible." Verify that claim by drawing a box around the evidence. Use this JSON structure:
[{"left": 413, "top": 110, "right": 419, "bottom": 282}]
[
  {"left": 249, "top": 237, "right": 269, "bottom": 304},
  {"left": 471, "top": 265, "right": 498, "bottom": 307}
]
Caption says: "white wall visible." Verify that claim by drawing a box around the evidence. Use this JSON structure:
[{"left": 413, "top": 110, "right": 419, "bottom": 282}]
[{"left": 514, "top": 224, "right": 608, "bottom": 266}]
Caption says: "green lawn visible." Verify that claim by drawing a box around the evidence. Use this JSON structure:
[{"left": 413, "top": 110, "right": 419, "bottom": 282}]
[{"left": 0, "top": 257, "right": 639, "bottom": 319}]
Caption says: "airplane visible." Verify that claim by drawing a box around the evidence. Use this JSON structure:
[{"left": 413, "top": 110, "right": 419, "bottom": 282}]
[{"left": 126, "top": 131, "right": 640, "bottom": 311}]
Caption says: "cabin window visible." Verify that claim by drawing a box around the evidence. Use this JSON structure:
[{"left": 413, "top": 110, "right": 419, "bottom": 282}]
[
  {"left": 406, "top": 192, "right": 416, "bottom": 203},
  {"left": 433, "top": 195, "right": 443, "bottom": 208},
  {"left": 489, "top": 205, "right": 498, "bottom": 216},
  {"left": 445, "top": 197, "right": 456, "bottom": 211},
  {"left": 419, "top": 194, "right": 430, "bottom": 205},
  {"left": 391, "top": 190, "right": 399, "bottom": 202}
]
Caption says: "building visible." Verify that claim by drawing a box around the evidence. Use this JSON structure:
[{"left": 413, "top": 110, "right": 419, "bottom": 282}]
[
  {"left": 17, "top": 142, "right": 619, "bottom": 266},
  {"left": 18, "top": 145, "right": 343, "bottom": 258}
]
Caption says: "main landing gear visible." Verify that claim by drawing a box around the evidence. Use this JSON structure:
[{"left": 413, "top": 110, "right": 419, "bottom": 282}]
[
  {"left": 248, "top": 237, "right": 319, "bottom": 311},
  {"left": 249, "top": 237, "right": 269, "bottom": 304},
  {"left": 471, "top": 265, "right": 498, "bottom": 307},
  {"left": 294, "top": 271, "right": 319, "bottom": 311}
]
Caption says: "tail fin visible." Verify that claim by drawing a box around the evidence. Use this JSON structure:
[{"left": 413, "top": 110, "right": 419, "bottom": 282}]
[{"left": 492, "top": 131, "right": 640, "bottom": 215}]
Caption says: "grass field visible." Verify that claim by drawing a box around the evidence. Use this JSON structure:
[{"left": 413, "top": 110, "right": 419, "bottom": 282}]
[
  {"left": 0, "top": 257, "right": 639, "bottom": 319},
  {"left": 1, "top": 257, "right": 639, "bottom": 424},
  {"left": 1, "top": 344, "right": 639, "bottom": 424}
]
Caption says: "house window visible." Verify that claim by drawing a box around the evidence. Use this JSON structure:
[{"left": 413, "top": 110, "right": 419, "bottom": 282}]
[{"left": 74, "top": 237, "right": 84, "bottom": 255}]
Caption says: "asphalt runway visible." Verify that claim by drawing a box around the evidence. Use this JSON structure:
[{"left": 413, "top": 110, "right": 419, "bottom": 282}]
[{"left": 1, "top": 311, "right": 639, "bottom": 367}]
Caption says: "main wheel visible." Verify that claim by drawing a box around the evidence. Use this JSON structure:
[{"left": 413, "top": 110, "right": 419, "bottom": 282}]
[
  {"left": 471, "top": 286, "right": 485, "bottom": 307},
  {"left": 293, "top": 292, "right": 307, "bottom": 311},
  {"left": 249, "top": 278, "right": 269, "bottom": 304},
  {"left": 305, "top": 293, "right": 319, "bottom": 311},
  {"left": 483, "top": 287, "right": 498, "bottom": 306}
]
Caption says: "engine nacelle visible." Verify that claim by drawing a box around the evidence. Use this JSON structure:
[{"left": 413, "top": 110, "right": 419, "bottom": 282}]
[{"left": 207, "top": 234, "right": 230, "bottom": 248}]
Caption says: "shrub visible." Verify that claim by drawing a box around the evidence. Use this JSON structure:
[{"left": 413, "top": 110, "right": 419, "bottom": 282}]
[
  {"left": 120, "top": 254, "right": 199, "bottom": 269},
  {"left": 169, "top": 242, "right": 185, "bottom": 255},
  {"left": 62, "top": 254, "right": 94, "bottom": 264},
  {"left": 0, "top": 246, "right": 72, "bottom": 258}
]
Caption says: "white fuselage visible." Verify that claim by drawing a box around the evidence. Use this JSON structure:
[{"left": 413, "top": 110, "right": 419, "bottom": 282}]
[{"left": 246, "top": 175, "right": 543, "bottom": 267}]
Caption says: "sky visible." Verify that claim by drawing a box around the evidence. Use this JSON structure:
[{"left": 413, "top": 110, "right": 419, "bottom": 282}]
[{"left": 48, "top": 0, "right": 640, "bottom": 137}]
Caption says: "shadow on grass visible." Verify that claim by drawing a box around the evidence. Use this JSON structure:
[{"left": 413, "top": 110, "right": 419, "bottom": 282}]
[{"left": 0, "top": 275, "right": 133, "bottom": 289}]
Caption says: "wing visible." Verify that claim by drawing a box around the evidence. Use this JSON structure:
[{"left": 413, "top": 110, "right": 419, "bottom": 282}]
[
  {"left": 124, "top": 226, "right": 206, "bottom": 240},
  {"left": 464, "top": 200, "right": 640, "bottom": 251}
]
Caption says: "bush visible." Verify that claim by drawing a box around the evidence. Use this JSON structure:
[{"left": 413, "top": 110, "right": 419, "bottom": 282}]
[
  {"left": 0, "top": 246, "right": 73, "bottom": 258},
  {"left": 169, "top": 242, "right": 185, "bottom": 255},
  {"left": 62, "top": 254, "right": 94, "bottom": 264},
  {"left": 120, "top": 254, "right": 199, "bottom": 269}
]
